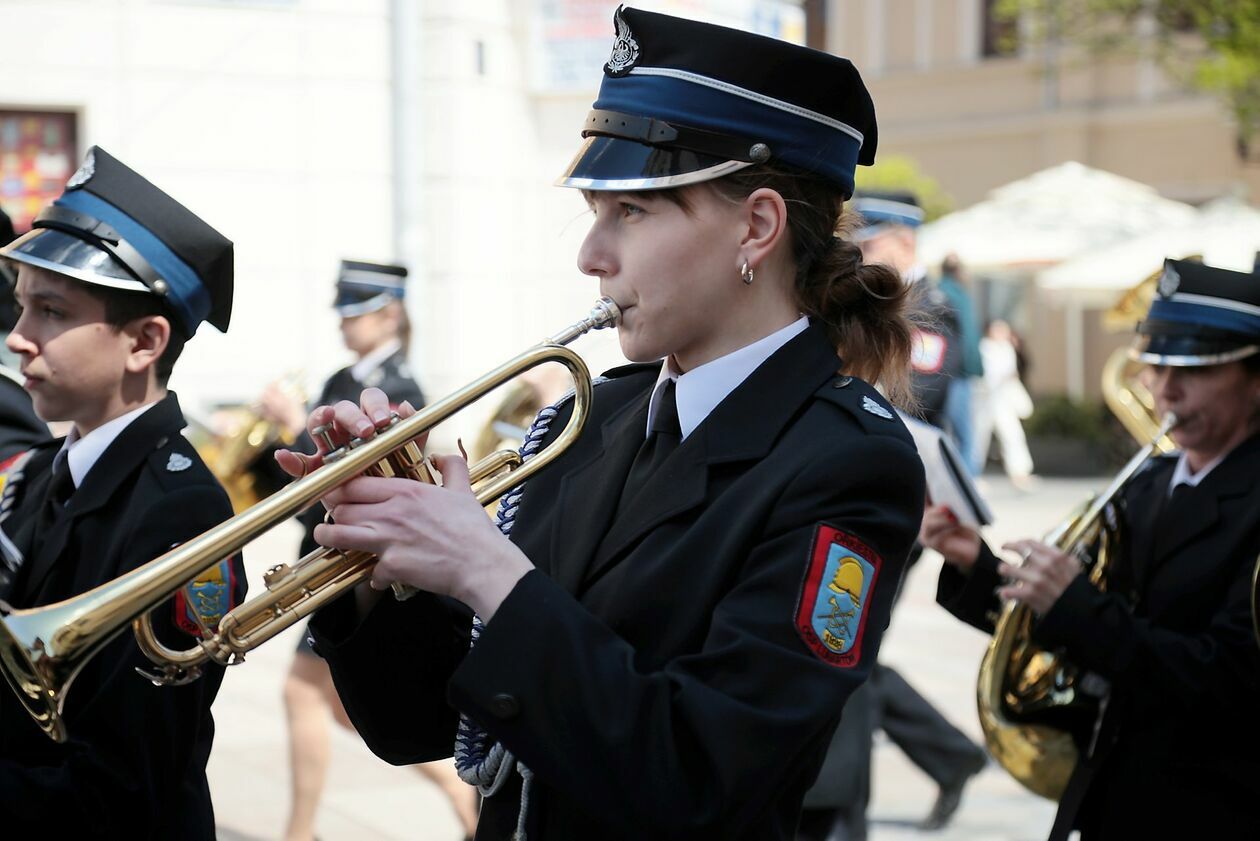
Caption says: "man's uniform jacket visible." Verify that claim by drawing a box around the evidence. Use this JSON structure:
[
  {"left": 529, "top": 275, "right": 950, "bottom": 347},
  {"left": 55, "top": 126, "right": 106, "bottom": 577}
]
[
  {"left": 938, "top": 433, "right": 1260, "bottom": 840},
  {"left": 0, "top": 393, "right": 246, "bottom": 840},
  {"left": 310, "top": 324, "right": 926, "bottom": 840}
]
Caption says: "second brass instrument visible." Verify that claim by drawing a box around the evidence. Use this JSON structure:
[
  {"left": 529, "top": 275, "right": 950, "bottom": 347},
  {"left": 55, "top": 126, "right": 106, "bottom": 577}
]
[
  {"left": 0, "top": 297, "right": 620, "bottom": 742},
  {"left": 976, "top": 412, "right": 1176, "bottom": 800}
]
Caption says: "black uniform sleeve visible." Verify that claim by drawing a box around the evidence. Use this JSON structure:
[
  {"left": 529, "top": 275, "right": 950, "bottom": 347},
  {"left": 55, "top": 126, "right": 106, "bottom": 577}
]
[
  {"left": 0, "top": 483, "right": 245, "bottom": 834},
  {"left": 936, "top": 540, "right": 1004, "bottom": 633},
  {"left": 1032, "top": 554, "right": 1260, "bottom": 716},
  {"left": 440, "top": 437, "right": 923, "bottom": 837}
]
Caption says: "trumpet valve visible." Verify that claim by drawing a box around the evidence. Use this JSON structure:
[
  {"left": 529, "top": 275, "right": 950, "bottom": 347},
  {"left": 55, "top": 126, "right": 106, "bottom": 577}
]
[{"left": 263, "top": 563, "right": 292, "bottom": 588}]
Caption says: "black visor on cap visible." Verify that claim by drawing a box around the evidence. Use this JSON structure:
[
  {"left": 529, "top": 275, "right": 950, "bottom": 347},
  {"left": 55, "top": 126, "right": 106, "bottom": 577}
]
[
  {"left": 0, "top": 228, "right": 148, "bottom": 293},
  {"left": 557, "top": 135, "right": 756, "bottom": 191},
  {"left": 1130, "top": 322, "right": 1260, "bottom": 367}
]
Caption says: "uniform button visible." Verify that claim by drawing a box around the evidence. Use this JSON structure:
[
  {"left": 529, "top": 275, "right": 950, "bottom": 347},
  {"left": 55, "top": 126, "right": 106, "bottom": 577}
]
[
  {"left": 489, "top": 693, "right": 520, "bottom": 719},
  {"left": 832, "top": 376, "right": 852, "bottom": 389}
]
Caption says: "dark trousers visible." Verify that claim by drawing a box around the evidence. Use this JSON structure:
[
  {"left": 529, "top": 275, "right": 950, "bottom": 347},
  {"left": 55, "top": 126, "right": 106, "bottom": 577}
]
[{"left": 870, "top": 663, "right": 986, "bottom": 788}]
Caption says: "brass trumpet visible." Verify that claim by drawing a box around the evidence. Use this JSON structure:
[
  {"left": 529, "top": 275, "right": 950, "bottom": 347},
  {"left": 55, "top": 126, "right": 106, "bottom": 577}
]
[
  {"left": 0, "top": 297, "right": 620, "bottom": 742},
  {"left": 976, "top": 412, "right": 1176, "bottom": 800}
]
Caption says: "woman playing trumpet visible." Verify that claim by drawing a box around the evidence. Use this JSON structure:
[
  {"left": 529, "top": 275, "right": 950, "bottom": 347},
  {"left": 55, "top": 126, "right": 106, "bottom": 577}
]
[
  {"left": 922, "top": 259, "right": 1260, "bottom": 840},
  {"left": 277, "top": 8, "right": 925, "bottom": 839}
]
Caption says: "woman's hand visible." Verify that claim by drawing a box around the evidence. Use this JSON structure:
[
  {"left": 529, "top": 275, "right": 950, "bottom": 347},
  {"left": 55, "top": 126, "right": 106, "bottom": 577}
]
[
  {"left": 997, "top": 540, "right": 1082, "bottom": 616},
  {"left": 919, "top": 504, "right": 982, "bottom": 571},
  {"left": 273, "top": 387, "right": 532, "bottom": 620},
  {"left": 316, "top": 454, "right": 533, "bottom": 619}
]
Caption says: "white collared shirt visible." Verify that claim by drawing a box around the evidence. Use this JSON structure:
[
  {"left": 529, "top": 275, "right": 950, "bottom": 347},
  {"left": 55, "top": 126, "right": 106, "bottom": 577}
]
[
  {"left": 58, "top": 400, "right": 161, "bottom": 489},
  {"left": 1167, "top": 450, "right": 1229, "bottom": 496},
  {"left": 646, "top": 317, "right": 810, "bottom": 441},
  {"left": 350, "top": 338, "right": 402, "bottom": 384}
]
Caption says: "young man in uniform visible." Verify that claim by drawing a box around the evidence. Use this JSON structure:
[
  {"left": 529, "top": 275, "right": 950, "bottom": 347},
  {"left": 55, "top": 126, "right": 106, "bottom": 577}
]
[{"left": 0, "top": 146, "right": 246, "bottom": 839}]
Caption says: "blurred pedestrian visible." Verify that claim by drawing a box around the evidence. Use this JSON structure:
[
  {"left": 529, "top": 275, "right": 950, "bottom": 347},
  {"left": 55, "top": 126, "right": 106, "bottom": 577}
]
[
  {"left": 938, "top": 254, "right": 984, "bottom": 473},
  {"left": 270, "top": 261, "right": 478, "bottom": 841},
  {"left": 973, "top": 319, "right": 1035, "bottom": 488}
]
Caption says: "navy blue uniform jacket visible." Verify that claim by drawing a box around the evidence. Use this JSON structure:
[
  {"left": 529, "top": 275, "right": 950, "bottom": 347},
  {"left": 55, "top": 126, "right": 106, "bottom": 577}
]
[
  {"left": 311, "top": 323, "right": 925, "bottom": 839},
  {"left": 938, "top": 434, "right": 1260, "bottom": 840},
  {"left": 0, "top": 393, "right": 246, "bottom": 839}
]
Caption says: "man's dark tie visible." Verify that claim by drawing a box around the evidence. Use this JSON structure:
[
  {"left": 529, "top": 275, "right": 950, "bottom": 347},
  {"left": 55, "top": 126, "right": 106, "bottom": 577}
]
[{"left": 618, "top": 379, "right": 681, "bottom": 515}]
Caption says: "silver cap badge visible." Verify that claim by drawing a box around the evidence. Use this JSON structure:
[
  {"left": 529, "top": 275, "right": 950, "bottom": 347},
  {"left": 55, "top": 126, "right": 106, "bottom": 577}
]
[
  {"left": 1158, "top": 265, "right": 1180, "bottom": 299},
  {"left": 166, "top": 452, "right": 192, "bottom": 472},
  {"left": 605, "top": 6, "right": 640, "bottom": 76},
  {"left": 66, "top": 149, "right": 96, "bottom": 190}
]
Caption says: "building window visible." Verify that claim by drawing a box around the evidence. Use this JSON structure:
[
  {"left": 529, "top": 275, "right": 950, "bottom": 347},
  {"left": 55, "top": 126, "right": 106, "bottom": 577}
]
[
  {"left": 982, "top": 0, "right": 1018, "bottom": 57},
  {"left": 0, "top": 110, "right": 78, "bottom": 234}
]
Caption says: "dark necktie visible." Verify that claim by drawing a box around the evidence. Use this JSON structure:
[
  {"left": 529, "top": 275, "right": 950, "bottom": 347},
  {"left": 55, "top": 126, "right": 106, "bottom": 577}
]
[
  {"left": 36, "top": 455, "right": 75, "bottom": 538},
  {"left": 618, "top": 379, "right": 681, "bottom": 515}
]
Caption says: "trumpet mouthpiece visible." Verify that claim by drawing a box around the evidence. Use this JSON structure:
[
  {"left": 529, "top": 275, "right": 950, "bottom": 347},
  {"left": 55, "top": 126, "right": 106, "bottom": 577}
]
[{"left": 591, "top": 297, "right": 622, "bottom": 329}]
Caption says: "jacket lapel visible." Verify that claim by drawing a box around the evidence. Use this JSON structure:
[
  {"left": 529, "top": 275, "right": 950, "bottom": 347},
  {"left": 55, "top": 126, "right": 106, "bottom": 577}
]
[
  {"left": 582, "top": 323, "right": 842, "bottom": 588},
  {"left": 1124, "top": 457, "right": 1173, "bottom": 593},
  {"left": 20, "top": 393, "right": 187, "bottom": 600},
  {"left": 548, "top": 389, "right": 652, "bottom": 594},
  {"left": 1148, "top": 434, "right": 1260, "bottom": 576}
]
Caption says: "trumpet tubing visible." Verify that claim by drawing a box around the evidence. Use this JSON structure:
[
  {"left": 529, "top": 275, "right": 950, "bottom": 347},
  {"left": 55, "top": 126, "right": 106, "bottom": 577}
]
[{"left": 0, "top": 298, "right": 620, "bottom": 742}]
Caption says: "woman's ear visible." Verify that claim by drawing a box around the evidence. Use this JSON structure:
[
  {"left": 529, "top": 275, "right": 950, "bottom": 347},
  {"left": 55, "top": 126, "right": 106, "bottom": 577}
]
[
  {"left": 124, "top": 314, "right": 172, "bottom": 376},
  {"left": 739, "top": 187, "right": 789, "bottom": 273}
]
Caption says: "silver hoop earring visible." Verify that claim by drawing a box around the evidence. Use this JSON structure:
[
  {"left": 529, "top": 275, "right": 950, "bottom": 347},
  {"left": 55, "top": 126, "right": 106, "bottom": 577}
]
[{"left": 740, "top": 260, "right": 754, "bottom": 285}]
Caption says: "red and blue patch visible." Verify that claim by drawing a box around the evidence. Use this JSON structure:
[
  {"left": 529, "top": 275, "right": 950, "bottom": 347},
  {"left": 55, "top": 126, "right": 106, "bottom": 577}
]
[
  {"left": 795, "top": 525, "right": 882, "bottom": 668},
  {"left": 174, "top": 559, "right": 237, "bottom": 638}
]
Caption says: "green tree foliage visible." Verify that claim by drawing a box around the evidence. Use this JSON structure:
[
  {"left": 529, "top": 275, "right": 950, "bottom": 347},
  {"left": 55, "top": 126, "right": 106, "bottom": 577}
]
[
  {"left": 854, "top": 155, "right": 954, "bottom": 221},
  {"left": 995, "top": 0, "right": 1260, "bottom": 158}
]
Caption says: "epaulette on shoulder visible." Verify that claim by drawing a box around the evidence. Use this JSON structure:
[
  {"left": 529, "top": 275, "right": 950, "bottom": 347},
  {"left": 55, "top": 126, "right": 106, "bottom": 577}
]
[
  {"left": 813, "top": 374, "right": 912, "bottom": 444},
  {"left": 146, "top": 433, "right": 212, "bottom": 490}
]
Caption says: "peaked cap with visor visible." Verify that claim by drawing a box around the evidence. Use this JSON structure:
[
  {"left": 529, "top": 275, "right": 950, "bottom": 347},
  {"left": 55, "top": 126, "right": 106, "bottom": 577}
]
[
  {"left": 0, "top": 146, "right": 233, "bottom": 337},
  {"left": 1131, "top": 258, "right": 1260, "bottom": 367},
  {"left": 556, "top": 6, "right": 878, "bottom": 197}
]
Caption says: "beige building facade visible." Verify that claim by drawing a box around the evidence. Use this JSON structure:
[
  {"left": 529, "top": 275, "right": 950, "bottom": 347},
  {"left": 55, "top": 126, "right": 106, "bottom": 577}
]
[{"left": 818, "top": 0, "right": 1260, "bottom": 401}]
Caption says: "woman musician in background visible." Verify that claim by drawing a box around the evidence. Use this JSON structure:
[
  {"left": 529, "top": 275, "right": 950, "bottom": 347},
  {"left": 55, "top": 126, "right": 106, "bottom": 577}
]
[
  {"left": 275, "top": 8, "right": 926, "bottom": 840},
  {"left": 921, "top": 258, "right": 1260, "bottom": 840}
]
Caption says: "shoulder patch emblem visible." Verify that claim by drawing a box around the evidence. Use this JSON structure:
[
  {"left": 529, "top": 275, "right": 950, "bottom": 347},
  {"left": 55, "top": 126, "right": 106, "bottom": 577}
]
[
  {"left": 175, "top": 558, "right": 237, "bottom": 638},
  {"left": 796, "top": 525, "right": 882, "bottom": 668},
  {"left": 910, "top": 328, "right": 947, "bottom": 374},
  {"left": 166, "top": 452, "right": 192, "bottom": 472},
  {"left": 862, "top": 396, "right": 893, "bottom": 420}
]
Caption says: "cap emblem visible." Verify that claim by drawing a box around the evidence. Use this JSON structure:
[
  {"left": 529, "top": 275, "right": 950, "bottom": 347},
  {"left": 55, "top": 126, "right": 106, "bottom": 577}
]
[
  {"left": 605, "top": 6, "right": 640, "bottom": 77},
  {"left": 1158, "top": 264, "right": 1180, "bottom": 299},
  {"left": 66, "top": 149, "right": 96, "bottom": 190}
]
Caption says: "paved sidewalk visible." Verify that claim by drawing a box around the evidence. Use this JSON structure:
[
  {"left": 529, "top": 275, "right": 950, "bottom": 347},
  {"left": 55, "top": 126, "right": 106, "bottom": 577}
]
[{"left": 210, "top": 474, "right": 1105, "bottom": 840}]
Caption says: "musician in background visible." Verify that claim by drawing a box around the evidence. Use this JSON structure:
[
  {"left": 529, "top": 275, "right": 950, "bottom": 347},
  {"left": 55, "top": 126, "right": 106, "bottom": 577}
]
[
  {"left": 0, "top": 147, "right": 245, "bottom": 838},
  {"left": 0, "top": 205, "right": 51, "bottom": 459},
  {"left": 264, "top": 261, "right": 476, "bottom": 841},
  {"left": 921, "top": 259, "right": 1260, "bottom": 840}
]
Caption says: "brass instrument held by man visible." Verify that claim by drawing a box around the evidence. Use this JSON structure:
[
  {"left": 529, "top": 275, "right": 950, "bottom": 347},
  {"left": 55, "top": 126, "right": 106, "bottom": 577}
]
[
  {"left": 976, "top": 412, "right": 1176, "bottom": 800},
  {"left": 0, "top": 297, "right": 621, "bottom": 742}
]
